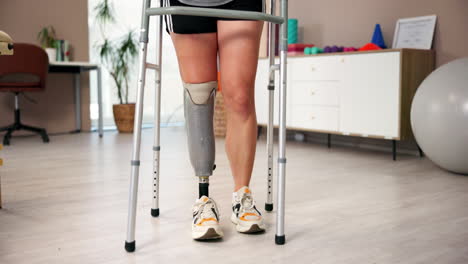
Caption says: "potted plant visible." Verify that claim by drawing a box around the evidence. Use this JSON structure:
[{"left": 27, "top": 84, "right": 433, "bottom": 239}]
[
  {"left": 37, "top": 26, "right": 57, "bottom": 62},
  {"left": 94, "top": 0, "right": 139, "bottom": 133}
]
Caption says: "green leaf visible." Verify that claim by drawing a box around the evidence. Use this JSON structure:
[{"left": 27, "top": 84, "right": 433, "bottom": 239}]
[
  {"left": 37, "top": 26, "right": 57, "bottom": 48},
  {"left": 94, "top": 0, "right": 116, "bottom": 25}
]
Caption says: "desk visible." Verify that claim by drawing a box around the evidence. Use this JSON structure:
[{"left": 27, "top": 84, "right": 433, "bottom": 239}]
[{"left": 49, "top": 61, "right": 103, "bottom": 137}]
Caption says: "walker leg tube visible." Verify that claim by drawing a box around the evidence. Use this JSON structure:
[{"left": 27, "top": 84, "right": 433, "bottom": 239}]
[
  {"left": 151, "top": 16, "right": 164, "bottom": 218},
  {"left": 125, "top": 0, "right": 151, "bottom": 253},
  {"left": 275, "top": 0, "right": 288, "bottom": 246},
  {"left": 125, "top": 42, "right": 149, "bottom": 253},
  {"left": 265, "top": 0, "right": 276, "bottom": 212}
]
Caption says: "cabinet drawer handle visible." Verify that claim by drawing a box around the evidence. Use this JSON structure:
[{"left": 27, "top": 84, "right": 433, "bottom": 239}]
[
  {"left": 310, "top": 66, "right": 316, "bottom": 72},
  {"left": 310, "top": 115, "right": 316, "bottom": 120},
  {"left": 310, "top": 91, "right": 316, "bottom": 96}
]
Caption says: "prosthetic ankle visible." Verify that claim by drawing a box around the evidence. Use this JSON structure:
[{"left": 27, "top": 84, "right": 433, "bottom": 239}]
[{"left": 183, "top": 81, "right": 217, "bottom": 198}]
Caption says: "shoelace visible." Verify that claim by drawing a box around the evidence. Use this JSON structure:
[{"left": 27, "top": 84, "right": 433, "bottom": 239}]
[{"left": 193, "top": 199, "right": 219, "bottom": 222}]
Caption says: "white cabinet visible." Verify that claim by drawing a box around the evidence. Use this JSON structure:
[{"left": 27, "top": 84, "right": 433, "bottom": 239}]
[
  {"left": 255, "top": 49, "right": 435, "bottom": 141},
  {"left": 340, "top": 52, "right": 401, "bottom": 138},
  {"left": 254, "top": 59, "right": 290, "bottom": 127}
]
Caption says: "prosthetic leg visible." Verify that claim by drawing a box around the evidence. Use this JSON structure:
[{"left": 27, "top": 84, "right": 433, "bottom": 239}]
[{"left": 183, "top": 81, "right": 217, "bottom": 197}]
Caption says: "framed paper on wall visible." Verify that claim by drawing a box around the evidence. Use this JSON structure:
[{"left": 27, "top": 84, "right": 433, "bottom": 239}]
[{"left": 392, "top": 15, "right": 437, "bottom": 50}]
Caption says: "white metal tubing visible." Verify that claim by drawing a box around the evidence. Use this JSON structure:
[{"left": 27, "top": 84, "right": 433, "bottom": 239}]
[
  {"left": 125, "top": 42, "right": 149, "bottom": 245},
  {"left": 276, "top": 0, "right": 288, "bottom": 243},
  {"left": 266, "top": 0, "right": 276, "bottom": 209},
  {"left": 146, "top": 6, "right": 285, "bottom": 24},
  {"left": 269, "top": 64, "right": 280, "bottom": 80},
  {"left": 146, "top": 62, "right": 160, "bottom": 71},
  {"left": 152, "top": 16, "right": 164, "bottom": 214},
  {"left": 139, "top": 0, "right": 152, "bottom": 43},
  {"left": 125, "top": 1, "right": 152, "bottom": 251}
]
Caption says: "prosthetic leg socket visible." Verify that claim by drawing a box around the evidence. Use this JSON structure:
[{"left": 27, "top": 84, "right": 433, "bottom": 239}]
[{"left": 183, "top": 81, "right": 217, "bottom": 179}]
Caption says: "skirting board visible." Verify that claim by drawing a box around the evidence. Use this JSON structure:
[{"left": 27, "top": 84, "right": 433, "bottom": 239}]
[{"left": 260, "top": 127, "right": 421, "bottom": 157}]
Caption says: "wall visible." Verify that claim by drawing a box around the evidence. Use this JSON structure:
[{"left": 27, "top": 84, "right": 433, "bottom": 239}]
[
  {"left": 0, "top": 0, "right": 90, "bottom": 134},
  {"left": 290, "top": 0, "right": 468, "bottom": 66}
]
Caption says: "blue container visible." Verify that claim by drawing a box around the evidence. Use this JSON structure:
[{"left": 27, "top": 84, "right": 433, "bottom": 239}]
[{"left": 288, "top": 19, "right": 298, "bottom": 44}]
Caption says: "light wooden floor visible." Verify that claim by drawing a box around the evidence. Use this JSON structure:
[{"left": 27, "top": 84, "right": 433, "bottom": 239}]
[{"left": 1, "top": 127, "right": 468, "bottom": 264}]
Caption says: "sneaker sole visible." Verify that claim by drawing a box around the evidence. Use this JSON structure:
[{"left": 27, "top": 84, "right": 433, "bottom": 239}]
[
  {"left": 192, "top": 227, "right": 223, "bottom": 240},
  {"left": 231, "top": 214, "right": 266, "bottom": 234},
  {"left": 238, "top": 224, "right": 265, "bottom": 233}
]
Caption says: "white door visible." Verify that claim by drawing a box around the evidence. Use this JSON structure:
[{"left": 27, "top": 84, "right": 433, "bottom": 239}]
[{"left": 340, "top": 52, "right": 401, "bottom": 138}]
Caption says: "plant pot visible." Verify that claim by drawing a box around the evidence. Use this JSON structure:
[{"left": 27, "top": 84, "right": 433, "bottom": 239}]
[
  {"left": 45, "top": 48, "right": 56, "bottom": 62},
  {"left": 113, "top": 103, "right": 135, "bottom": 133}
]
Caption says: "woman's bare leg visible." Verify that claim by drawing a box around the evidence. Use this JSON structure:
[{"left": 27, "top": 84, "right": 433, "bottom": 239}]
[
  {"left": 170, "top": 33, "right": 218, "bottom": 83},
  {"left": 217, "top": 20, "right": 264, "bottom": 191}
]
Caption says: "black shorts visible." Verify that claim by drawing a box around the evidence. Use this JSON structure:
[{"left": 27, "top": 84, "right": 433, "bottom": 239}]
[{"left": 160, "top": 0, "right": 265, "bottom": 34}]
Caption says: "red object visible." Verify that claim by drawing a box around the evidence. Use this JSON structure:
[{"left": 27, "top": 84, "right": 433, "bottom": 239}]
[
  {"left": 343, "top": 47, "right": 358, "bottom": 52},
  {"left": 288, "top": 43, "right": 314, "bottom": 52},
  {"left": 0, "top": 43, "right": 48, "bottom": 92},
  {"left": 359, "top": 43, "right": 382, "bottom": 51},
  {"left": 287, "top": 51, "right": 305, "bottom": 56}
]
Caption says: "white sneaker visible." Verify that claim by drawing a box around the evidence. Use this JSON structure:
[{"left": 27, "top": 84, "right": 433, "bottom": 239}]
[
  {"left": 192, "top": 196, "right": 224, "bottom": 240},
  {"left": 231, "top": 186, "right": 266, "bottom": 233}
]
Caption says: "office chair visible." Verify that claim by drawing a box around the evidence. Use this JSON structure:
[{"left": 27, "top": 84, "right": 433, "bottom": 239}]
[{"left": 0, "top": 43, "right": 50, "bottom": 145}]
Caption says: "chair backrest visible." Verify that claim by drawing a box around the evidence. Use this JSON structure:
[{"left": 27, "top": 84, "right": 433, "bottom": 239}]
[{"left": 0, "top": 43, "right": 48, "bottom": 89}]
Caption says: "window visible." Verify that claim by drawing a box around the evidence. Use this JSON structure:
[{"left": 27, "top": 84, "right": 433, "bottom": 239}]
[{"left": 88, "top": 0, "right": 184, "bottom": 129}]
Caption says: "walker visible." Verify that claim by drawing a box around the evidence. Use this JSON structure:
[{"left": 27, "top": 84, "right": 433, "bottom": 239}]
[{"left": 125, "top": 0, "right": 289, "bottom": 252}]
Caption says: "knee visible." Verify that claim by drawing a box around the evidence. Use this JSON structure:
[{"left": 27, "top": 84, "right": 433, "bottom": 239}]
[{"left": 223, "top": 88, "right": 255, "bottom": 121}]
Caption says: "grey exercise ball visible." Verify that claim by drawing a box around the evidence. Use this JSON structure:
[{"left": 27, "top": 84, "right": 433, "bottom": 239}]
[{"left": 411, "top": 57, "right": 468, "bottom": 175}]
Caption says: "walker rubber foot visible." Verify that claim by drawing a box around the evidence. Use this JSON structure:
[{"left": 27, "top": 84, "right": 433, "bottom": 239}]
[
  {"left": 151, "top": 208, "right": 160, "bottom": 217},
  {"left": 275, "top": 235, "right": 285, "bottom": 245},
  {"left": 265, "top": 203, "right": 273, "bottom": 212},
  {"left": 125, "top": 241, "right": 135, "bottom": 252}
]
